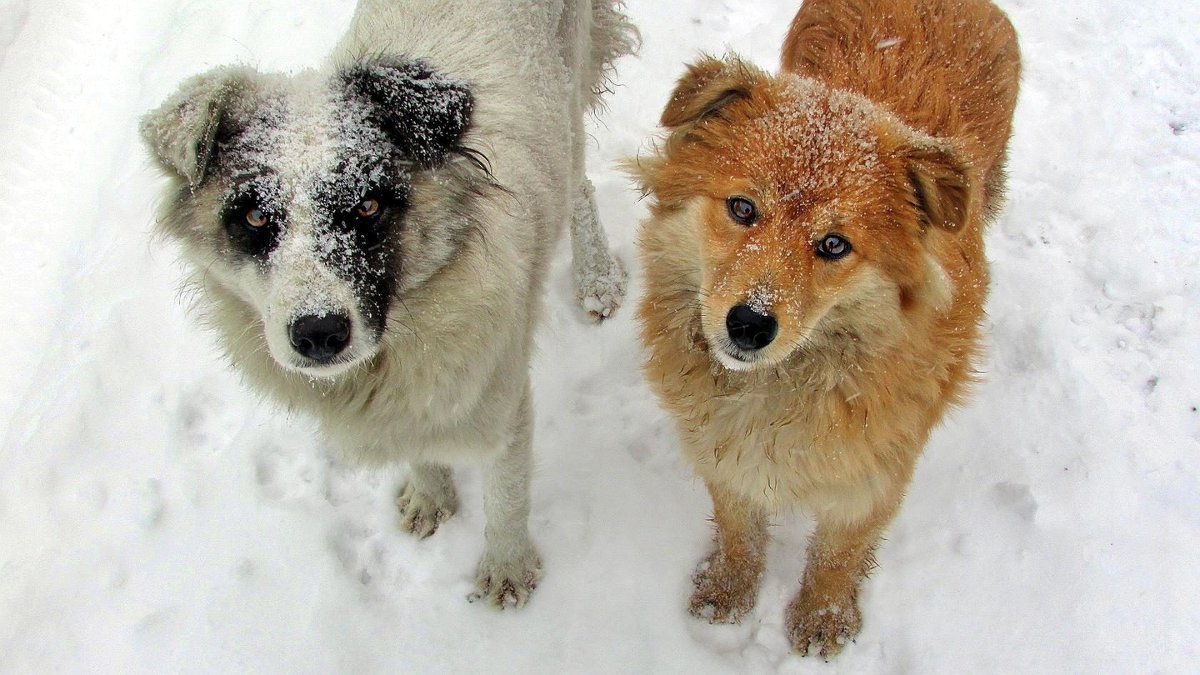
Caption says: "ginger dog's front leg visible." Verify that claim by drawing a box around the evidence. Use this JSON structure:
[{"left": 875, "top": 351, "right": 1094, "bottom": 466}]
[
  {"left": 787, "top": 487, "right": 905, "bottom": 659},
  {"left": 689, "top": 479, "right": 769, "bottom": 623}
]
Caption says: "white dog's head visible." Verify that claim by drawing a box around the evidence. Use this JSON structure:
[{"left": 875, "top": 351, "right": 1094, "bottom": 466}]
[{"left": 142, "top": 58, "right": 493, "bottom": 378}]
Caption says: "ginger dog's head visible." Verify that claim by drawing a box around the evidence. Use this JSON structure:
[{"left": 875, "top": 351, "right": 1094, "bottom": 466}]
[{"left": 635, "top": 57, "right": 976, "bottom": 371}]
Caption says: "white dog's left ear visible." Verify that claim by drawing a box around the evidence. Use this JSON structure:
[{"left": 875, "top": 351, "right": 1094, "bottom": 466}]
[
  {"left": 342, "top": 58, "right": 474, "bottom": 167},
  {"left": 140, "top": 66, "right": 251, "bottom": 186},
  {"left": 903, "top": 142, "right": 974, "bottom": 233}
]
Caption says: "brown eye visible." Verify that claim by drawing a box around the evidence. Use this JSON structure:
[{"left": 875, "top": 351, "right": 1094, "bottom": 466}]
[
  {"left": 815, "top": 233, "right": 852, "bottom": 260},
  {"left": 355, "top": 198, "right": 381, "bottom": 218},
  {"left": 726, "top": 196, "right": 759, "bottom": 226},
  {"left": 245, "top": 208, "right": 269, "bottom": 228}
]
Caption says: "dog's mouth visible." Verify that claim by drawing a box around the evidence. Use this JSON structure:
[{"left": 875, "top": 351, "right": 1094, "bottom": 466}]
[
  {"left": 712, "top": 343, "right": 762, "bottom": 372},
  {"left": 280, "top": 353, "right": 369, "bottom": 379}
]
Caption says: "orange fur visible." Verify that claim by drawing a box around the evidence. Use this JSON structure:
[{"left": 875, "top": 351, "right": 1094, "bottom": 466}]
[{"left": 632, "top": 0, "right": 1020, "bottom": 658}]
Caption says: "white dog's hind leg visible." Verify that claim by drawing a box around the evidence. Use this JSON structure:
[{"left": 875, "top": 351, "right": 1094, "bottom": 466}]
[
  {"left": 396, "top": 462, "right": 458, "bottom": 539},
  {"left": 571, "top": 178, "right": 627, "bottom": 321},
  {"left": 470, "top": 388, "right": 542, "bottom": 608}
]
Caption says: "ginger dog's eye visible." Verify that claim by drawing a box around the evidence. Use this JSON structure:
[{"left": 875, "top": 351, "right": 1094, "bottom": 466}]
[
  {"left": 355, "top": 198, "right": 381, "bottom": 219},
  {"left": 726, "top": 196, "right": 759, "bottom": 226},
  {"left": 245, "top": 208, "right": 269, "bottom": 228},
  {"left": 815, "top": 234, "right": 852, "bottom": 260}
]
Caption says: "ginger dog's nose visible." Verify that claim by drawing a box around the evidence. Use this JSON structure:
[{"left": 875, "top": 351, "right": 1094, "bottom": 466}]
[{"left": 726, "top": 305, "right": 778, "bottom": 351}]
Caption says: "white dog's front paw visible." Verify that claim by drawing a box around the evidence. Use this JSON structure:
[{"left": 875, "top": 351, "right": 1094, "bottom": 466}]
[
  {"left": 396, "top": 480, "right": 457, "bottom": 539},
  {"left": 576, "top": 256, "right": 627, "bottom": 321},
  {"left": 468, "top": 544, "right": 542, "bottom": 609}
]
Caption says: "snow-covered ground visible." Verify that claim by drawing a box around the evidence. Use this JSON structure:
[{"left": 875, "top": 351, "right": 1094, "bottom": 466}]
[{"left": 1, "top": 0, "right": 1197, "bottom": 672}]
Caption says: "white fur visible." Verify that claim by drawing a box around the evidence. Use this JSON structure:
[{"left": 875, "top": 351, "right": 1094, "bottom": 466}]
[{"left": 152, "top": 0, "right": 634, "bottom": 607}]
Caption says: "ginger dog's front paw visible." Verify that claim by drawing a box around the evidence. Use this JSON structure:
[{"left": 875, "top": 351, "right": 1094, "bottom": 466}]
[
  {"left": 469, "top": 545, "right": 542, "bottom": 609},
  {"left": 688, "top": 549, "right": 763, "bottom": 624},
  {"left": 786, "top": 591, "right": 862, "bottom": 659},
  {"left": 396, "top": 480, "right": 457, "bottom": 539}
]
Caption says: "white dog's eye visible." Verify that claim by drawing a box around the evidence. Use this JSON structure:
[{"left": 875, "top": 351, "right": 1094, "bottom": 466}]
[
  {"left": 355, "top": 198, "right": 381, "bottom": 218},
  {"left": 245, "top": 208, "right": 269, "bottom": 228}
]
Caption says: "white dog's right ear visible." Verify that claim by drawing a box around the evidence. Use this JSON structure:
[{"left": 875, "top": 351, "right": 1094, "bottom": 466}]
[
  {"left": 140, "top": 67, "right": 250, "bottom": 186},
  {"left": 340, "top": 57, "right": 474, "bottom": 169}
]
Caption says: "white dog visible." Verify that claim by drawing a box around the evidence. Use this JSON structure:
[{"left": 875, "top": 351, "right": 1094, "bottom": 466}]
[{"left": 140, "top": 0, "right": 634, "bottom": 606}]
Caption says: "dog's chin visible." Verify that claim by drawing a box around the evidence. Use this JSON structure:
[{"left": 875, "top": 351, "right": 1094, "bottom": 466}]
[
  {"left": 713, "top": 348, "right": 758, "bottom": 372},
  {"left": 271, "top": 348, "right": 377, "bottom": 380},
  {"left": 712, "top": 344, "right": 782, "bottom": 373},
  {"left": 286, "top": 359, "right": 360, "bottom": 379}
]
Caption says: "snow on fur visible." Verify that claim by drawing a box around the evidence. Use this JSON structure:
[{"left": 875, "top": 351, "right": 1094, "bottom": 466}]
[{"left": 0, "top": 0, "right": 1197, "bottom": 673}]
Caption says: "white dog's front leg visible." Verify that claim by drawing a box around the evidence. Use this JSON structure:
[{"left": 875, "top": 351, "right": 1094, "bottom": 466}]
[
  {"left": 470, "top": 388, "right": 542, "bottom": 608},
  {"left": 571, "top": 177, "right": 627, "bottom": 321},
  {"left": 396, "top": 462, "right": 458, "bottom": 539}
]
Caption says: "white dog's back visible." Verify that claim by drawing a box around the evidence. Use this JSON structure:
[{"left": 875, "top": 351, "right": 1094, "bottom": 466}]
[{"left": 334, "top": 0, "right": 635, "bottom": 111}]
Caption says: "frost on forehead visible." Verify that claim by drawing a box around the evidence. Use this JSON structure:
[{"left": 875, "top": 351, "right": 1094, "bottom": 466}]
[
  {"left": 274, "top": 75, "right": 396, "bottom": 207},
  {"left": 741, "top": 77, "right": 883, "bottom": 197},
  {"left": 212, "top": 71, "right": 410, "bottom": 233}
]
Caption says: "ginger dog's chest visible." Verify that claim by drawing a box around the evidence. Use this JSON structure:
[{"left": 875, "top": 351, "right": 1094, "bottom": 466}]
[{"left": 651, "top": 350, "right": 925, "bottom": 511}]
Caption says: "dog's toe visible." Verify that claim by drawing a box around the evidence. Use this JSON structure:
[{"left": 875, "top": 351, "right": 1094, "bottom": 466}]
[
  {"left": 401, "top": 506, "right": 448, "bottom": 539},
  {"left": 469, "top": 576, "right": 536, "bottom": 608},
  {"left": 469, "top": 546, "right": 542, "bottom": 609},
  {"left": 786, "top": 597, "right": 862, "bottom": 659},
  {"left": 687, "top": 550, "right": 761, "bottom": 624},
  {"left": 576, "top": 258, "right": 627, "bottom": 322},
  {"left": 395, "top": 481, "right": 457, "bottom": 539},
  {"left": 688, "top": 579, "right": 755, "bottom": 625}
]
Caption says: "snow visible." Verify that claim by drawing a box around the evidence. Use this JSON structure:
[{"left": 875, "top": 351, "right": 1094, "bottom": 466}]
[{"left": 1, "top": 0, "right": 1198, "bottom": 672}]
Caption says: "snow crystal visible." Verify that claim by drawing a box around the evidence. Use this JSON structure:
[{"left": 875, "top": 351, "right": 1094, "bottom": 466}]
[{"left": 746, "top": 285, "right": 776, "bottom": 314}]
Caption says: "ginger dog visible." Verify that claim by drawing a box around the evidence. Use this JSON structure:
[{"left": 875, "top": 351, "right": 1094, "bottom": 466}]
[{"left": 632, "top": 0, "right": 1019, "bottom": 657}]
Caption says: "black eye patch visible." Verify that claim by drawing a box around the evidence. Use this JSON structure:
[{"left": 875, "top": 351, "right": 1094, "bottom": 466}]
[
  {"left": 339, "top": 187, "right": 408, "bottom": 252},
  {"left": 313, "top": 161, "right": 410, "bottom": 238},
  {"left": 222, "top": 190, "right": 283, "bottom": 257}
]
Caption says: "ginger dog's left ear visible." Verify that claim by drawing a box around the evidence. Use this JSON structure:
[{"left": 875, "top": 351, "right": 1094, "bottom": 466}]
[
  {"left": 903, "top": 143, "right": 974, "bottom": 233},
  {"left": 660, "top": 55, "right": 766, "bottom": 128}
]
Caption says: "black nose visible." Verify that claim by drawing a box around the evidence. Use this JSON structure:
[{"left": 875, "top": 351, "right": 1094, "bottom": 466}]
[
  {"left": 289, "top": 313, "right": 351, "bottom": 362},
  {"left": 726, "top": 305, "right": 778, "bottom": 351}
]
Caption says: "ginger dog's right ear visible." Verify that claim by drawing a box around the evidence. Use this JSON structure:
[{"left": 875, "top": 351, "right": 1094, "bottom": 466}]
[
  {"left": 660, "top": 55, "right": 765, "bottom": 128},
  {"left": 625, "top": 56, "right": 766, "bottom": 201},
  {"left": 140, "top": 67, "right": 252, "bottom": 186}
]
